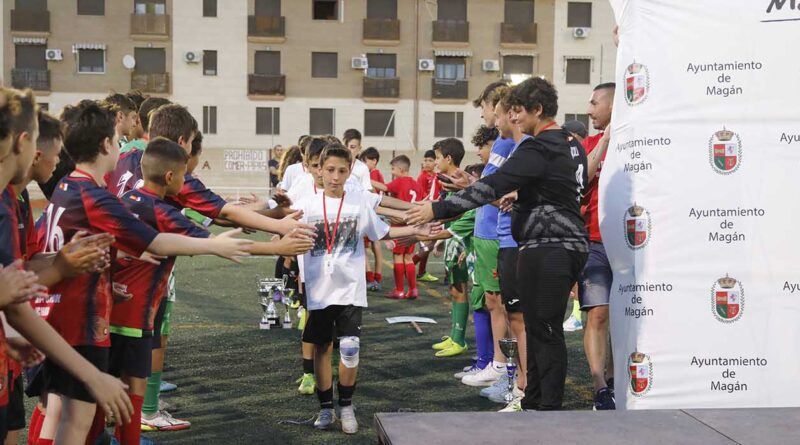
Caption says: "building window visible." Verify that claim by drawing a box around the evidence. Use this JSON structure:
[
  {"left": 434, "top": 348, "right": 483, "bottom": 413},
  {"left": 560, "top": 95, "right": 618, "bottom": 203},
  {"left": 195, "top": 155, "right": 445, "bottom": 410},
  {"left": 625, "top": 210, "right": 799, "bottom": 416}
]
[
  {"left": 254, "top": 51, "right": 281, "bottom": 75},
  {"left": 313, "top": 0, "right": 338, "bottom": 20},
  {"left": 437, "top": 0, "right": 467, "bottom": 20},
  {"left": 78, "top": 0, "right": 105, "bottom": 16},
  {"left": 203, "top": 50, "right": 217, "bottom": 76},
  {"left": 367, "top": 0, "right": 397, "bottom": 19},
  {"left": 134, "top": 0, "right": 166, "bottom": 15},
  {"left": 504, "top": 0, "right": 533, "bottom": 23},
  {"left": 203, "top": 0, "right": 217, "bottom": 17},
  {"left": 503, "top": 55, "right": 533, "bottom": 76},
  {"left": 15, "top": 45, "right": 47, "bottom": 70},
  {"left": 256, "top": 107, "right": 280, "bottom": 135},
  {"left": 434, "top": 112, "right": 463, "bottom": 138},
  {"left": 311, "top": 52, "right": 338, "bottom": 78},
  {"left": 203, "top": 106, "right": 217, "bottom": 134},
  {"left": 565, "top": 58, "right": 591, "bottom": 84},
  {"left": 309, "top": 108, "right": 334, "bottom": 135},
  {"left": 567, "top": 2, "right": 592, "bottom": 28},
  {"left": 435, "top": 57, "right": 466, "bottom": 79},
  {"left": 564, "top": 113, "right": 590, "bottom": 129},
  {"left": 366, "top": 54, "right": 396, "bottom": 78},
  {"left": 364, "top": 110, "right": 395, "bottom": 137},
  {"left": 77, "top": 49, "right": 105, "bottom": 74},
  {"left": 15, "top": 0, "right": 47, "bottom": 11},
  {"left": 134, "top": 47, "right": 166, "bottom": 74},
  {"left": 255, "top": 0, "right": 281, "bottom": 16}
]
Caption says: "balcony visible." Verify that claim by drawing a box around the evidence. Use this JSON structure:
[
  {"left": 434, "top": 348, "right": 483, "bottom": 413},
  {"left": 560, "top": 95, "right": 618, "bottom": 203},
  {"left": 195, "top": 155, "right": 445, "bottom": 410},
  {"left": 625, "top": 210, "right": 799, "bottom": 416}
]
[
  {"left": 363, "top": 77, "right": 400, "bottom": 99},
  {"left": 248, "top": 74, "right": 286, "bottom": 97},
  {"left": 11, "top": 68, "right": 50, "bottom": 91},
  {"left": 130, "top": 13, "right": 170, "bottom": 39},
  {"left": 131, "top": 73, "right": 170, "bottom": 94},
  {"left": 248, "top": 15, "right": 286, "bottom": 41},
  {"left": 432, "top": 78, "right": 468, "bottom": 100},
  {"left": 363, "top": 18, "right": 400, "bottom": 43},
  {"left": 432, "top": 20, "right": 469, "bottom": 44},
  {"left": 10, "top": 9, "right": 50, "bottom": 34},
  {"left": 501, "top": 22, "right": 538, "bottom": 45}
]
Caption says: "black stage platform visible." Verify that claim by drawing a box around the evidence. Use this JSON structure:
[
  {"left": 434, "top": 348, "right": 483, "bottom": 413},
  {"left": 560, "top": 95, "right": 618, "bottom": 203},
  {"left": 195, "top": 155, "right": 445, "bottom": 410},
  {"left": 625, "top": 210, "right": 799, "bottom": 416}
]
[{"left": 374, "top": 408, "right": 800, "bottom": 445}]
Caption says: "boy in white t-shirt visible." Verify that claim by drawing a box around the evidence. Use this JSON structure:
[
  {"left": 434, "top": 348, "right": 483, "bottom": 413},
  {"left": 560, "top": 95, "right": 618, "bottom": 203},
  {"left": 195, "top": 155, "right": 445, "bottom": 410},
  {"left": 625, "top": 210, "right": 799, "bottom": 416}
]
[{"left": 296, "top": 143, "right": 438, "bottom": 434}]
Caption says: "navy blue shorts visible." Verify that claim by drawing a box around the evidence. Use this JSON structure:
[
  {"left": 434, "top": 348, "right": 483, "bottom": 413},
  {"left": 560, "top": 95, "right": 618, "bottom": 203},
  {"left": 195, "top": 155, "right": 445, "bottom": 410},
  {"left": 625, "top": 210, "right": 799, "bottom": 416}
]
[{"left": 578, "top": 242, "right": 613, "bottom": 310}]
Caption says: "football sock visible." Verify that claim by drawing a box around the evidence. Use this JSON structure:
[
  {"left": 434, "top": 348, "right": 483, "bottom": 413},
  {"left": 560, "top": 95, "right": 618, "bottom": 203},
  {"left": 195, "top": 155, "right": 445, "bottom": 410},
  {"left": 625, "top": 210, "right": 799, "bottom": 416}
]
[
  {"left": 451, "top": 302, "right": 469, "bottom": 347},
  {"left": 418, "top": 253, "right": 429, "bottom": 275},
  {"left": 474, "top": 309, "right": 494, "bottom": 369},
  {"left": 143, "top": 371, "right": 162, "bottom": 415},
  {"left": 114, "top": 394, "right": 143, "bottom": 445},
  {"left": 34, "top": 440, "right": 53, "bottom": 445},
  {"left": 404, "top": 264, "right": 417, "bottom": 290},
  {"left": 375, "top": 273, "right": 382, "bottom": 283},
  {"left": 28, "top": 406, "right": 44, "bottom": 445},
  {"left": 85, "top": 406, "right": 106, "bottom": 445},
  {"left": 303, "top": 358, "right": 314, "bottom": 375},
  {"left": 317, "top": 387, "right": 334, "bottom": 409},
  {"left": 571, "top": 299, "right": 582, "bottom": 319},
  {"left": 366, "top": 271, "right": 375, "bottom": 283},
  {"left": 337, "top": 382, "right": 355, "bottom": 407},
  {"left": 393, "top": 263, "right": 405, "bottom": 291}
]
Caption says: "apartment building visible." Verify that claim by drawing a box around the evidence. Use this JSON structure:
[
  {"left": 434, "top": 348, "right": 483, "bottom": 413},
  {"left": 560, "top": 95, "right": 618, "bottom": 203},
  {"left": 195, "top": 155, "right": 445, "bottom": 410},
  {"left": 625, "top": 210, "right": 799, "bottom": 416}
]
[{"left": 3, "top": 0, "right": 616, "bottom": 190}]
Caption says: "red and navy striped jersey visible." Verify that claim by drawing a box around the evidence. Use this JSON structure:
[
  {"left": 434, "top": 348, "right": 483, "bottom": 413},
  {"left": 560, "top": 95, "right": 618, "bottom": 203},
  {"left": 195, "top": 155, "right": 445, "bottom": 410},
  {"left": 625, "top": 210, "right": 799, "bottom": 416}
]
[
  {"left": 0, "top": 186, "right": 21, "bottom": 405},
  {"left": 107, "top": 150, "right": 227, "bottom": 218},
  {"left": 39, "top": 175, "right": 159, "bottom": 347},
  {"left": 111, "top": 187, "right": 210, "bottom": 336}
]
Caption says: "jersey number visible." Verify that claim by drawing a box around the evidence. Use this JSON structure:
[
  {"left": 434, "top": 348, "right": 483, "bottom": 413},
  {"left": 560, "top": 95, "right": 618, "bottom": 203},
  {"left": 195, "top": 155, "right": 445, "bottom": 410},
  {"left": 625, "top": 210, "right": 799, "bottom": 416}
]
[
  {"left": 44, "top": 204, "right": 66, "bottom": 253},
  {"left": 575, "top": 164, "right": 586, "bottom": 202},
  {"left": 408, "top": 190, "right": 418, "bottom": 203}
]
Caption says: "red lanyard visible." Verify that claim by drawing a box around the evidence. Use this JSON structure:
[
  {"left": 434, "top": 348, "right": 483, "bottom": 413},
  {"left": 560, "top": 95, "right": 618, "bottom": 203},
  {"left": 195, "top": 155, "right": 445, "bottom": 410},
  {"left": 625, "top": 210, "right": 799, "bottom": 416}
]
[
  {"left": 322, "top": 192, "right": 345, "bottom": 255},
  {"left": 534, "top": 121, "right": 558, "bottom": 136},
  {"left": 72, "top": 168, "right": 98, "bottom": 186}
]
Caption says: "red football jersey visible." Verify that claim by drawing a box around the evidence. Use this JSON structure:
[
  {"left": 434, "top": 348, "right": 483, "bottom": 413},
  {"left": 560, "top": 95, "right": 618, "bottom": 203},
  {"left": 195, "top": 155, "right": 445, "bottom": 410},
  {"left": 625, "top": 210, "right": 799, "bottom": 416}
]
[
  {"left": 581, "top": 133, "right": 606, "bottom": 243},
  {"left": 369, "top": 168, "right": 385, "bottom": 185},
  {"left": 0, "top": 187, "right": 21, "bottom": 405},
  {"left": 111, "top": 187, "right": 210, "bottom": 335},
  {"left": 416, "top": 170, "right": 441, "bottom": 201},
  {"left": 40, "top": 175, "right": 159, "bottom": 347},
  {"left": 387, "top": 176, "right": 422, "bottom": 204}
]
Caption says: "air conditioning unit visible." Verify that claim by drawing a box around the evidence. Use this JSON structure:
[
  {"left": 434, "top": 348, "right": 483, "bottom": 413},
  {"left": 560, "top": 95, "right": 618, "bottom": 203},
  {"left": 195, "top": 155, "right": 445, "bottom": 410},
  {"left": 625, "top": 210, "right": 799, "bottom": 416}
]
[
  {"left": 184, "top": 51, "right": 202, "bottom": 63},
  {"left": 573, "top": 27, "right": 590, "bottom": 38},
  {"left": 351, "top": 56, "right": 368, "bottom": 69},
  {"left": 45, "top": 49, "right": 63, "bottom": 61},
  {"left": 482, "top": 59, "right": 500, "bottom": 72},
  {"left": 418, "top": 59, "right": 434, "bottom": 72}
]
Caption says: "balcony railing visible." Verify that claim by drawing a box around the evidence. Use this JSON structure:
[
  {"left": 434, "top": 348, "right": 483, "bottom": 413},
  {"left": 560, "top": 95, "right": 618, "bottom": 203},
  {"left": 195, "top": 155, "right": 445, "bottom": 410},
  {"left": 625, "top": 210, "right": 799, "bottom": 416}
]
[
  {"left": 363, "top": 77, "right": 400, "bottom": 98},
  {"left": 501, "top": 22, "right": 538, "bottom": 45},
  {"left": 432, "top": 78, "right": 468, "bottom": 100},
  {"left": 363, "top": 18, "right": 400, "bottom": 41},
  {"left": 130, "top": 13, "right": 170, "bottom": 37},
  {"left": 131, "top": 73, "right": 170, "bottom": 94},
  {"left": 248, "top": 15, "right": 285, "bottom": 38},
  {"left": 10, "top": 9, "right": 50, "bottom": 33},
  {"left": 249, "top": 74, "right": 286, "bottom": 96},
  {"left": 432, "top": 20, "right": 469, "bottom": 43},
  {"left": 11, "top": 68, "right": 50, "bottom": 91}
]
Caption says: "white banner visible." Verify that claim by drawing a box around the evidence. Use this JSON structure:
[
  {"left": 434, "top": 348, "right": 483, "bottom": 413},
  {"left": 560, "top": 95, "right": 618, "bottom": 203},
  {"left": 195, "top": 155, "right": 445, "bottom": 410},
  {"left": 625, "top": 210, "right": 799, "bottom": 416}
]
[
  {"left": 601, "top": 0, "right": 800, "bottom": 409},
  {"left": 223, "top": 149, "right": 269, "bottom": 172}
]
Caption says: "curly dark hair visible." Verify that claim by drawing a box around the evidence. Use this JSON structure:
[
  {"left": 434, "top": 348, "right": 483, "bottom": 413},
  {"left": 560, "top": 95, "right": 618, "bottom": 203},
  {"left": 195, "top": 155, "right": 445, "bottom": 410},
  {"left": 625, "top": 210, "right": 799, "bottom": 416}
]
[
  {"left": 508, "top": 77, "right": 559, "bottom": 118},
  {"left": 61, "top": 100, "right": 116, "bottom": 163},
  {"left": 470, "top": 125, "right": 500, "bottom": 149}
]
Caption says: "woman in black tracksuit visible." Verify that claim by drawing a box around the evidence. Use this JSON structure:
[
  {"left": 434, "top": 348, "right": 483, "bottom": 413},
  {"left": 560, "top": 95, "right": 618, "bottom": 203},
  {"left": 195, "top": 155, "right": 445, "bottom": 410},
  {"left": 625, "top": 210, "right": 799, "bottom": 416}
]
[{"left": 409, "top": 77, "right": 589, "bottom": 410}]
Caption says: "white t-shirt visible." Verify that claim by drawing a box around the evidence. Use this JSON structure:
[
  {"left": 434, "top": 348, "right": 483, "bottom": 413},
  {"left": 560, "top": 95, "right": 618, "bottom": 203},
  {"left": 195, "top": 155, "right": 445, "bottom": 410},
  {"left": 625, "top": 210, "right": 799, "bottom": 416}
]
[
  {"left": 298, "top": 191, "right": 389, "bottom": 310},
  {"left": 278, "top": 162, "right": 310, "bottom": 191},
  {"left": 351, "top": 159, "right": 373, "bottom": 191}
]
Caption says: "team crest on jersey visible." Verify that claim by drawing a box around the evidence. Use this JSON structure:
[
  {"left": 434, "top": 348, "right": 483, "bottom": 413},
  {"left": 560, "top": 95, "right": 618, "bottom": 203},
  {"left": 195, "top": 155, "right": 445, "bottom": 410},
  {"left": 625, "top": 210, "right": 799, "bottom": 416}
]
[
  {"left": 93, "top": 317, "right": 110, "bottom": 342},
  {"left": 58, "top": 182, "right": 69, "bottom": 191},
  {"left": 628, "top": 351, "right": 653, "bottom": 397},
  {"left": 711, "top": 275, "right": 744, "bottom": 323},
  {"left": 624, "top": 62, "right": 649, "bottom": 106},
  {"left": 116, "top": 171, "right": 134, "bottom": 197},
  {"left": 130, "top": 194, "right": 142, "bottom": 202},
  {"left": 623, "top": 204, "right": 650, "bottom": 249},
  {"left": 708, "top": 129, "right": 742, "bottom": 175}
]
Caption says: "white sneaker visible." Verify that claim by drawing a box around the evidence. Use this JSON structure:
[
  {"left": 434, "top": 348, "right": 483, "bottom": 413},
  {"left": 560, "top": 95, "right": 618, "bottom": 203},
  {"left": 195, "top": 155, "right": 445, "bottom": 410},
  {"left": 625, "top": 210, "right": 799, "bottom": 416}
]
[
  {"left": 140, "top": 409, "right": 190, "bottom": 431},
  {"left": 499, "top": 398, "right": 523, "bottom": 412},
  {"left": 461, "top": 364, "right": 505, "bottom": 387},
  {"left": 480, "top": 376, "right": 511, "bottom": 399},
  {"left": 491, "top": 385, "right": 524, "bottom": 404},
  {"left": 563, "top": 315, "right": 583, "bottom": 332},
  {"left": 454, "top": 364, "right": 481, "bottom": 379},
  {"left": 314, "top": 408, "right": 337, "bottom": 430},
  {"left": 339, "top": 405, "right": 358, "bottom": 434}
]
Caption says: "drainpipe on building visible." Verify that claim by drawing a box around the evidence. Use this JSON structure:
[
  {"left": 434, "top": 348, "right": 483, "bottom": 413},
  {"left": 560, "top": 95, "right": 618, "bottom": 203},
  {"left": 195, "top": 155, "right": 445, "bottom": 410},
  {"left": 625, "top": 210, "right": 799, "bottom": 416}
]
[{"left": 413, "top": 0, "right": 420, "bottom": 152}]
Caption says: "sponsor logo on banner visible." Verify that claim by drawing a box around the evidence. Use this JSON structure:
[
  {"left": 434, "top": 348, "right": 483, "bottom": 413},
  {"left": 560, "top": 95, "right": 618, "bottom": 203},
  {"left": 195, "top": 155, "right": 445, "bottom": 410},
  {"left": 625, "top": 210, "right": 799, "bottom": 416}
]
[
  {"left": 628, "top": 352, "right": 653, "bottom": 397},
  {"left": 624, "top": 204, "right": 651, "bottom": 249},
  {"left": 711, "top": 275, "right": 744, "bottom": 323},
  {"left": 624, "top": 62, "right": 650, "bottom": 106},
  {"left": 708, "top": 129, "right": 742, "bottom": 174}
]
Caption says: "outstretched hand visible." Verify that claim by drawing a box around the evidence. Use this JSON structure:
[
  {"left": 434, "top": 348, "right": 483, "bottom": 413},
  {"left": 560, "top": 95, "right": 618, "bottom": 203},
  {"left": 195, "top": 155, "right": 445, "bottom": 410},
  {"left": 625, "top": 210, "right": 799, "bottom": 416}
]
[
  {"left": 274, "top": 229, "right": 316, "bottom": 256},
  {"left": 439, "top": 169, "right": 473, "bottom": 192},
  {"left": 499, "top": 191, "right": 518, "bottom": 213},
  {"left": 405, "top": 202, "right": 435, "bottom": 226},
  {"left": 212, "top": 228, "right": 254, "bottom": 263},
  {"left": 276, "top": 211, "right": 317, "bottom": 238},
  {"left": 85, "top": 371, "right": 133, "bottom": 425},
  {"left": 413, "top": 222, "right": 444, "bottom": 238}
]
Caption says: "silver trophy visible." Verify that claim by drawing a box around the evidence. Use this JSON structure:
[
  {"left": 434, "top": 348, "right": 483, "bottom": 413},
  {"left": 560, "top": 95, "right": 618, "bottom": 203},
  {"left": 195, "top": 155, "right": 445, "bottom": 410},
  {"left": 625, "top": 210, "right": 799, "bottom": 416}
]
[
  {"left": 258, "top": 277, "right": 287, "bottom": 330},
  {"left": 499, "top": 338, "right": 519, "bottom": 403}
]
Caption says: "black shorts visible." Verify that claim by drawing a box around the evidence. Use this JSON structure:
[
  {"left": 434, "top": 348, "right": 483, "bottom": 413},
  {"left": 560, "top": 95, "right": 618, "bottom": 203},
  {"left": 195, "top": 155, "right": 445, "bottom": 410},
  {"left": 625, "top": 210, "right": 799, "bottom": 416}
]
[
  {"left": 24, "top": 363, "right": 45, "bottom": 398},
  {"left": 498, "top": 247, "right": 522, "bottom": 313},
  {"left": 43, "top": 345, "right": 109, "bottom": 404},
  {"left": 302, "top": 305, "right": 362, "bottom": 345},
  {"left": 6, "top": 373, "right": 25, "bottom": 431},
  {"left": 109, "top": 334, "right": 153, "bottom": 379},
  {"left": 152, "top": 297, "right": 167, "bottom": 349},
  {"left": 0, "top": 405, "right": 7, "bottom": 443}
]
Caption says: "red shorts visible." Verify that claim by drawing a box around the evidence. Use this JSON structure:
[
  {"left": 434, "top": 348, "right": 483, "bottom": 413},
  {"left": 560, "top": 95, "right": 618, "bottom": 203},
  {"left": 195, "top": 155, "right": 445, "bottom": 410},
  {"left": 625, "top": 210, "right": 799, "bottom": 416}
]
[
  {"left": 363, "top": 236, "right": 371, "bottom": 248},
  {"left": 392, "top": 241, "right": 415, "bottom": 255}
]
